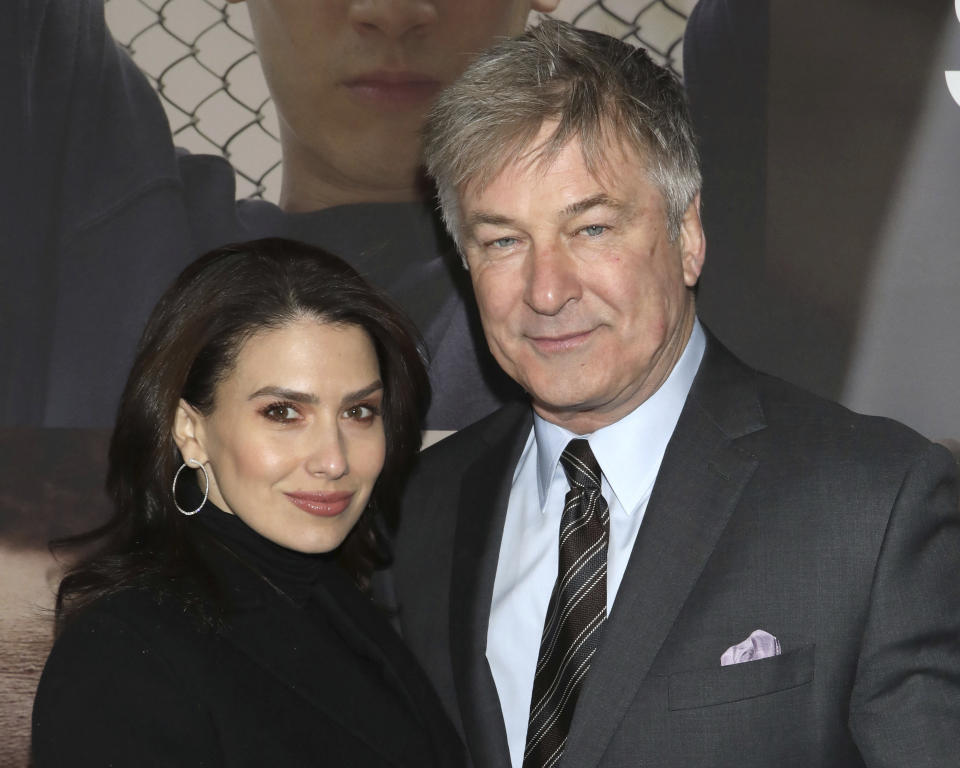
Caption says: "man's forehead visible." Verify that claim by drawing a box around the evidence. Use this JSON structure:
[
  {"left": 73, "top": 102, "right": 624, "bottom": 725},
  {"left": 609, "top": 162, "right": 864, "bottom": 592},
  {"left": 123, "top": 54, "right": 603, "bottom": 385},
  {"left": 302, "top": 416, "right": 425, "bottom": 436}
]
[{"left": 459, "top": 132, "right": 649, "bottom": 214}]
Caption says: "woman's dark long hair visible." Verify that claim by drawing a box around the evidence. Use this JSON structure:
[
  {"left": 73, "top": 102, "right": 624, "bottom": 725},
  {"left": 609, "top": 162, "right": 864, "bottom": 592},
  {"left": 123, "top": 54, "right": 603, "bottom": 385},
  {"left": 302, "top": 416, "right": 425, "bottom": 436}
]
[{"left": 55, "top": 238, "right": 429, "bottom": 628}]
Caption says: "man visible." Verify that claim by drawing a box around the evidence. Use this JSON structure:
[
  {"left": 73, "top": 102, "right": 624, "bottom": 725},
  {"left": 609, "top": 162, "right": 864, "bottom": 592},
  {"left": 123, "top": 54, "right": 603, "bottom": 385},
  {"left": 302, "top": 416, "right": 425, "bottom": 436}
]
[
  {"left": 3, "top": 0, "right": 557, "bottom": 429},
  {"left": 386, "top": 20, "right": 960, "bottom": 767}
]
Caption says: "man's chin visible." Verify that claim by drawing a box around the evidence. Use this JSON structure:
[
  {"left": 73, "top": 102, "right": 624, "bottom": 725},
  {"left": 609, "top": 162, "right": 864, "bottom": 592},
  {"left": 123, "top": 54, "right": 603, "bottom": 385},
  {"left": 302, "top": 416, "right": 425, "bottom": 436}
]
[{"left": 529, "top": 389, "right": 597, "bottom": 420}]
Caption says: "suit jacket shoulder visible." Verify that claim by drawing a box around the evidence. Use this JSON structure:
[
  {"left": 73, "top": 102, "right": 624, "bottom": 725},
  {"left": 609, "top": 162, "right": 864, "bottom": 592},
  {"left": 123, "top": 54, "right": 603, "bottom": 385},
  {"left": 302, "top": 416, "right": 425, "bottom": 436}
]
[
  {"left": 690, "top": 332, "right": 941, "bottom": 474},
  {"left": 413, "top": 401, "right": 531, "bottom": 476}
]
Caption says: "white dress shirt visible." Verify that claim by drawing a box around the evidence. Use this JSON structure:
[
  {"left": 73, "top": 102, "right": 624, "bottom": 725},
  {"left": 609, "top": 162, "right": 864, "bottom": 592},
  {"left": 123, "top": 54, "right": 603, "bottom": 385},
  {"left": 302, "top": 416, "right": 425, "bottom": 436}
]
[{"left": 486, "top": 320, "right": 706, "bottom": 767}]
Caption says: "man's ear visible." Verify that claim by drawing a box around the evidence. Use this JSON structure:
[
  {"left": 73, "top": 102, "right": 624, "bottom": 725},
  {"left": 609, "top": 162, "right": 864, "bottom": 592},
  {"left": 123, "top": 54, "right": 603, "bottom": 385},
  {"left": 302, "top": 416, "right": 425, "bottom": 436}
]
[
  {"left": 679, "top": 192, "right": 706, "bottom": 288},
  {"left": 172, "top": 399, "right": 208, "bottom": 465},
  {"left": 530, "top": 0, "right": 561, "bottom": 12}
]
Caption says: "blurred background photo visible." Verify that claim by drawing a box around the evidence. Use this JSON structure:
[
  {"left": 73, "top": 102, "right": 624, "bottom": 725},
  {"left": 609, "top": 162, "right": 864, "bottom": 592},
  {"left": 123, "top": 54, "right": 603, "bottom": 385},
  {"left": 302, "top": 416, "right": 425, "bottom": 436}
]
[{"left": 3, "top": 1, "right": 959, "bottom": 764}]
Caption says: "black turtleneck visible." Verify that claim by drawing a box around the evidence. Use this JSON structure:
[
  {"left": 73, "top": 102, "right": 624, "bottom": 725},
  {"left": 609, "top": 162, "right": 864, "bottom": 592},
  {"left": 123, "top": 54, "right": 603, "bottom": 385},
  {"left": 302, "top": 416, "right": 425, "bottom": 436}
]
[
  {"left": 190, "top": 496, "right": 336, "bottom": 608},
  {"left": 34, "top": 481, "right": 466, "bottom": 767}
]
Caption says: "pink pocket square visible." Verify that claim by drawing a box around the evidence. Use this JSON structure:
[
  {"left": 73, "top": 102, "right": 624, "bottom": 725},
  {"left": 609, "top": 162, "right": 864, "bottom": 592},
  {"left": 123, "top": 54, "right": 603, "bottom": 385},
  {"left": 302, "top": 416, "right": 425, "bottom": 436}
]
[{"left": 720, "top": 629, "right": 781, "bottom": 666}]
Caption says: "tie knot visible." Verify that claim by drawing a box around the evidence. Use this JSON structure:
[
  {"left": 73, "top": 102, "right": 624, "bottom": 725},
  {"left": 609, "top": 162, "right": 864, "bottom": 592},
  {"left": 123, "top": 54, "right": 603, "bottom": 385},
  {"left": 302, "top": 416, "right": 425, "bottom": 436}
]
[{"left": 559, "top": 438, "right": 602, "bottom": 491}]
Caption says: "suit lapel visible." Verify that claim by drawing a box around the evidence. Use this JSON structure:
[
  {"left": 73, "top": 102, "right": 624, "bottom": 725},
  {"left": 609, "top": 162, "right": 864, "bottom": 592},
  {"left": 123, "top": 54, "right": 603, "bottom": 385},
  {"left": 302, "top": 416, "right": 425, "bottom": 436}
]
[
  {"left": 564, "top": 337, "right": 766, "bottom": 767},
  {"left": 449, "top": 403, "right": 533, "bottom": 767}
]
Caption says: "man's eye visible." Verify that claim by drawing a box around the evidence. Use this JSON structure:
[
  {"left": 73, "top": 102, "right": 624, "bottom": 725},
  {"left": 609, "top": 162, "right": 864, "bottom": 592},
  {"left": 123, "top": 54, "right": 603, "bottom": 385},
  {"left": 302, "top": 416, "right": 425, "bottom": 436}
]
[
  {"left": 580, "top": 224, "right": 607, "bottom": 237},
  {"left": 489, "top": 236, "right": 518, "bottom": 249}
]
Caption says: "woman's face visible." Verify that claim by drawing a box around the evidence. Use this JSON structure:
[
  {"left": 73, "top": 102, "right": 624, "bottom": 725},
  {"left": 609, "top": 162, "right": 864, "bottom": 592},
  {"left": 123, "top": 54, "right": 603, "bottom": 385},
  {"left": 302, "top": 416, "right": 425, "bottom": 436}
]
[{"left": 175, "top": 317, "right": 386, "bottom": 554}]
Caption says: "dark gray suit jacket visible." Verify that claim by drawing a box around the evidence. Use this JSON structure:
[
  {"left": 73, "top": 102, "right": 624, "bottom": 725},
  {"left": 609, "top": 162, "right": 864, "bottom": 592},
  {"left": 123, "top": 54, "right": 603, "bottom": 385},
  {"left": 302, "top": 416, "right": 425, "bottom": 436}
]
[{"left": 386, "top": 336, "right": 960, "bottom": 767}]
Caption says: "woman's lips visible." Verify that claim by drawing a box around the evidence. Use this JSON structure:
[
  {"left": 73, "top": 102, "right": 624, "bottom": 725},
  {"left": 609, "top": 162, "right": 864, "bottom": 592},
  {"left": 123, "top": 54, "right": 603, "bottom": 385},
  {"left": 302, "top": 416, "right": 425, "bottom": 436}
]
[
  {"left": 343, "top": 72, "right": 442, "bottom": 107},
  {"left": 284, "top": 491, "right": 354, "bottom": 517}
]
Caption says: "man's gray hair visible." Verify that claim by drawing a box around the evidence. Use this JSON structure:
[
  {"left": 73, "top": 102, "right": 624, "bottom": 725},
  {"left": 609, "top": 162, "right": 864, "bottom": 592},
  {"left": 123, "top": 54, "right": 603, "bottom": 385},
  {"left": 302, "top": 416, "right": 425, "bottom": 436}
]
[{"left": 423, "top": 19, "right": 701, "bottom": 251}]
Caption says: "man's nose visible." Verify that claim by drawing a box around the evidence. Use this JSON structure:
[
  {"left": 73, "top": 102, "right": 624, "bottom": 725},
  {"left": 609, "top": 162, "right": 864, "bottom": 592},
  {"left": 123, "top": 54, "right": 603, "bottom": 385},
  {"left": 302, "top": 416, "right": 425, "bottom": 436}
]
[
  {"left": 523, "top": 242, "right": 582, "bottom": 316},
  {"left": 348, "top": 0, "right": 439, "bottom": 40}
]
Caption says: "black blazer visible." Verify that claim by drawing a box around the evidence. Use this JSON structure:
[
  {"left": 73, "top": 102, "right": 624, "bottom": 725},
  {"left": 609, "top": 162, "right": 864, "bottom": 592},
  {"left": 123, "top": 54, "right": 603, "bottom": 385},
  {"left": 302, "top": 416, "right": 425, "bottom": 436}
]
[
  {"left": 384, "top": 335, "right": 960, "bottom": 767},
  {"left": 32, "top": 527, "right": 465, "bottom": 767}
]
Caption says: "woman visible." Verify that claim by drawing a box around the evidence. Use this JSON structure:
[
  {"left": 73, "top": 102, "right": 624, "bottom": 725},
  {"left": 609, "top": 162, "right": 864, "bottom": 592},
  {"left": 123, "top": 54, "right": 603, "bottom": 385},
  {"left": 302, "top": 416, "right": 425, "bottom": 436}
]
[{"left": 31, "top": 238, "right": 464, "bottom": 766}]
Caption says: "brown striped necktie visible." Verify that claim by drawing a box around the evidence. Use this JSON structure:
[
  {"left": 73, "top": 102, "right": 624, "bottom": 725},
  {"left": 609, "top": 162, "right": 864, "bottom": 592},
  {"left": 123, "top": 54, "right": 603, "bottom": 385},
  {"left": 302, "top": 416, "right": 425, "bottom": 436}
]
[{"left": 523, "top": 438, "right": 610, "bottom": 768}]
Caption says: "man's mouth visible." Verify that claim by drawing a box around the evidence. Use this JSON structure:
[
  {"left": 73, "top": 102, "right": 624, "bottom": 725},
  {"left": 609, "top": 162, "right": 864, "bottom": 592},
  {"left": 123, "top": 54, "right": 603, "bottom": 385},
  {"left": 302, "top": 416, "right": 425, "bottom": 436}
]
[{"left": 528, "top": 328, "right": 596, "bottom": 354}]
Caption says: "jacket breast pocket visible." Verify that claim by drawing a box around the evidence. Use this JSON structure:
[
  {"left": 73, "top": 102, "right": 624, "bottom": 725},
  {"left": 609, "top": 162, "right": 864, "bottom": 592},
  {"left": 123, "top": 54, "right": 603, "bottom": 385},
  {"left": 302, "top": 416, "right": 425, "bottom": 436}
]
[{"left": 667, "top": 643, "right": 815, "bottom": 710}]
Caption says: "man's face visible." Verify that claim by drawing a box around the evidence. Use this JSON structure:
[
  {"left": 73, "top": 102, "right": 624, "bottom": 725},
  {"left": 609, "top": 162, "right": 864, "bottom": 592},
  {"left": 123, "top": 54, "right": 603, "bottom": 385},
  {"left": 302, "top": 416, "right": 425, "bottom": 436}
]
[
  {"left": 237, "top": 0, "right": 557, "bottom": 207},
  {"left": 459, "top": 126, "right": 705, "bottom": 434}
]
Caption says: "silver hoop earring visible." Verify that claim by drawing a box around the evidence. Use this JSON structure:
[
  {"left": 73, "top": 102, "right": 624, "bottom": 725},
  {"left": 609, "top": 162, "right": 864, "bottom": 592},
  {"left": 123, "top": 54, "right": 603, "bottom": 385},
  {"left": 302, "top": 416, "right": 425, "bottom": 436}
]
[{"left": 172, "top": 459, "right": 209, "bottom": 516}]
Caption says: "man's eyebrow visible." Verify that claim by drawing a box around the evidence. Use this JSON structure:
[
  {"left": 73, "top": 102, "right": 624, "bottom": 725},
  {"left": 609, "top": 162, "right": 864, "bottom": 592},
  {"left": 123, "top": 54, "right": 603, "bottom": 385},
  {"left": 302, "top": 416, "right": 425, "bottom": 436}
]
[
  {"left": 464, "top": 211, "right": 516, "bottom": 235},
  {"left": 463, "top": 194, "right": 624, "bottom": 240},
  {"left": 248, "top": 386, "right": 319, "bottom": 404},
  {"left": 562, "top": 193, "right": 623, "bottom": 218}
]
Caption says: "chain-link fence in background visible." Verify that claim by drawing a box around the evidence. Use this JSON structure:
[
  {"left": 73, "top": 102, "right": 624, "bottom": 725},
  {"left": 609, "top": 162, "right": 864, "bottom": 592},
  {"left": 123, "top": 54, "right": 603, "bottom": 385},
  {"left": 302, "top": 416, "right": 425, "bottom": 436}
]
[{"left": 105, "top": 0, "right": 697, "bottom": 202}]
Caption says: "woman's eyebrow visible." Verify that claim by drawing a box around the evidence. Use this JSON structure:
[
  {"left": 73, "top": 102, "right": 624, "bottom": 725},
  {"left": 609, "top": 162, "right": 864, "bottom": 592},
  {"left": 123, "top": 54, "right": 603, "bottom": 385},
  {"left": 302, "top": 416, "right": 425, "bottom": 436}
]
[
  {"left": 341, "top": 381, "right": 384, "bottom": 404},
  {"left": 248, "top": 386, "right": 318, "bottom": 404}
]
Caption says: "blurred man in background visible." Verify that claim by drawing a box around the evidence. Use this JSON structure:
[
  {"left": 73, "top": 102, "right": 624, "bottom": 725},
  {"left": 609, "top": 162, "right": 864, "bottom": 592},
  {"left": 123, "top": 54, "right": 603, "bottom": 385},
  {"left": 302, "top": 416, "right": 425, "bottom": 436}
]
[{"left": 3, "top": 0, "right": 558, "bottom": 431}]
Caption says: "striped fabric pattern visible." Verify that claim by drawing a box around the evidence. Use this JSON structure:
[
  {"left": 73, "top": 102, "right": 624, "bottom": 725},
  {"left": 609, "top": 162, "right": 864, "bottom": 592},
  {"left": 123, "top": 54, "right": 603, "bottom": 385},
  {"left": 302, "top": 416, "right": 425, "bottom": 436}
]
[{"left": 523, "top": 439, "right": 610, "bottom": 768}]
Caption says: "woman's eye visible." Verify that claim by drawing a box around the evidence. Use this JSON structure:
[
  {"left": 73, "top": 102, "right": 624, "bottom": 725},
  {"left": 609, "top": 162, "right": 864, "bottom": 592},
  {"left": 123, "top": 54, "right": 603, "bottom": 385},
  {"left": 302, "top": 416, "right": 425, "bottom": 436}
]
[
  {"left": 262, "top": 402, "right": 300, "bottom": 422},
  {"left": 343, "top": 404, "right": 379, "bottom": 423}
]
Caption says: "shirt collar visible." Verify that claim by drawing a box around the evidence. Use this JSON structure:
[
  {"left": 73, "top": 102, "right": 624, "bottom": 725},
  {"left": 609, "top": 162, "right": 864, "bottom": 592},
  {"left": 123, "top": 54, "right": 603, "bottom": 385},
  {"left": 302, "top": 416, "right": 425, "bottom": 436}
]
[{"left": 534, "top": 319, "right": 706, "bottom": 514}]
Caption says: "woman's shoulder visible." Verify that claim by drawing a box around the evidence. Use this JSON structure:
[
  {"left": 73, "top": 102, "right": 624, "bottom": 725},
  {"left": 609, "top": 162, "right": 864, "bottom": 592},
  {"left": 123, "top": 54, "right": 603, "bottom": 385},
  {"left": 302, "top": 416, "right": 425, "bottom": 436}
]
[
  {"left": 32, "top": 588, "right": 222, "bottom": 765},
  {"left": 43, "top": 585, "right": 218, "bottom": 689},
  {"left": 69, "top": 580, "right": 202, "bottom": 625}
]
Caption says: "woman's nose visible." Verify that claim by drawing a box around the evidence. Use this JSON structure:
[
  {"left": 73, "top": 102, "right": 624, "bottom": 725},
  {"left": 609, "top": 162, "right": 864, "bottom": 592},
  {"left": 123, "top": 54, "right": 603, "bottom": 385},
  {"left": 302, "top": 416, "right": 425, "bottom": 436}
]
[{"left": 305, "top": 427, "right": 349, "bottom": 480}]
